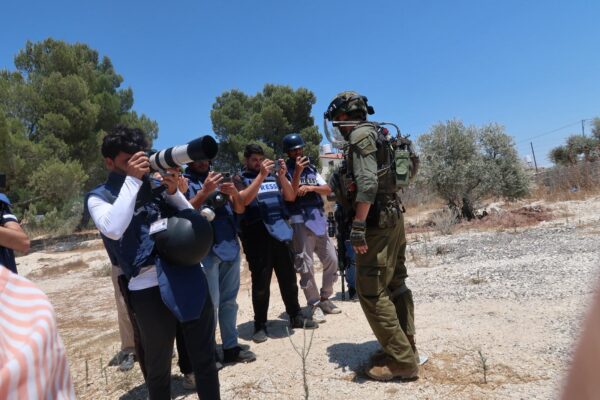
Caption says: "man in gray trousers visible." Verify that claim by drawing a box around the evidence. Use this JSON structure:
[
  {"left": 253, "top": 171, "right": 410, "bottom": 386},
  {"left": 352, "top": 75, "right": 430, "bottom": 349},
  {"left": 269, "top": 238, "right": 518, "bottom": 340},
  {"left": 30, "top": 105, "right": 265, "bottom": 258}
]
[{"left": 283, "top": 134, "right": 340, "bottom": 323}]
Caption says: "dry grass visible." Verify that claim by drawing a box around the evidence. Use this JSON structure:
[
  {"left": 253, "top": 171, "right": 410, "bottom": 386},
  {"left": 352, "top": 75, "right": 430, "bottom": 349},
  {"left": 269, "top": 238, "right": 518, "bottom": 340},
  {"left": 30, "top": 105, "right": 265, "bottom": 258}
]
[
  {"left": 28, "top": 258, "right": 89, "bottom": 279},
  {"left": 530, "top": 162, "right": 600, "bottom": 201},
  {"left": 91, "top": 262, "right": 112, "bottom": 278},
  {"left": 421, "top": 351, "right": 545, "bottom": 388},
  {"left": 461, "top": 205, "right": 554, "bottom": 232}
]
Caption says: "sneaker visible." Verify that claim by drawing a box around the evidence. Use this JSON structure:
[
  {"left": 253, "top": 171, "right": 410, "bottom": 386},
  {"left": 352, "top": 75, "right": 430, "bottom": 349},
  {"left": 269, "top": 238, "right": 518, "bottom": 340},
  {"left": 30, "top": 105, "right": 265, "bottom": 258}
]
[
  {"left": 311, "top": 306, "right": 326, "bottom": 323},
  {"left": 118, "top": 352, "right": 135, "bottom": 372},
  {"left": 290, "top": 314, "right": 319, "bottom": 329},
  {"left": 365, "top": 357, "right": 419, "bottom": 381},
  {"left": 252, "top": 328, "right": 268, "bottom": 343},
  {"left": 223, "top": 345, "right": 257, "bottom": 364},
  {"left": 319, "top": 299, "right": 341, "bottom": 314},
  {"left": 182, "top": 373, "right": 196, "bottom": 390}
]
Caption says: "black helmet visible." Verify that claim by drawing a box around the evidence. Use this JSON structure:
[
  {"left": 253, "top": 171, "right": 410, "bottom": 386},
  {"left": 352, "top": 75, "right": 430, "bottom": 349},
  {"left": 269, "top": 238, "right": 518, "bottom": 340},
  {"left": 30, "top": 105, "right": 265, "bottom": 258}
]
[
  {"left": 154, "top": 209, "right": 213, "bottom": 266},
  {"left": 282, "top": 133, "right": 305, "bottom": 153},
  {"left": 324, "top": 91, "right": 375, "bottom": 121}
]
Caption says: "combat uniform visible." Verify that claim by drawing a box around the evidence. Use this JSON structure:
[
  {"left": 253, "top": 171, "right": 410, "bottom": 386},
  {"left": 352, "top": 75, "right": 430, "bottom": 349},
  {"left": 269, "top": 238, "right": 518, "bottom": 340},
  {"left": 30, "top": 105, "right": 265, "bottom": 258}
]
[{"left": 346, "top": 122, "right": 417, "bottom": 370}]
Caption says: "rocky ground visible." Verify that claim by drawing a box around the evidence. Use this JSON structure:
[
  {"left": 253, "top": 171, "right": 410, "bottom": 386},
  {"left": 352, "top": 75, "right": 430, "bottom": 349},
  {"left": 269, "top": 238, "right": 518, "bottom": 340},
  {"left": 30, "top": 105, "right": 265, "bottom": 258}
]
[{"left": 15, "top": 196, "right": 600, "bottom": 399}]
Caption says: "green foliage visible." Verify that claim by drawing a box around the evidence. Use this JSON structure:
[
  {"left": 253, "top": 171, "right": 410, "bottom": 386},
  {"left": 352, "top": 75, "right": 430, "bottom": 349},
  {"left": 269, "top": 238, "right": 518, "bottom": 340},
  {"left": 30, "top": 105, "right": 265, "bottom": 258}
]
[
  {"left": 418, "top": 120, "right": 529, "bottom": 218},
  {"left": 592, "top": 118, "right": 600, "bottom": 140},
  {"left": 0, "top": 38, "right": 158, "bottom": 235},
  {"left": 211, "top": 84, "right": 322, "bottom": 169},
  {"left": 27, "top": 159, "right": 88, "bottom": 213},
  {"left": 21, "top": 197, "right": 84, "bottom": 237},
  {"left": 548, "top": 134, "right": 600, "bottom": 166}
]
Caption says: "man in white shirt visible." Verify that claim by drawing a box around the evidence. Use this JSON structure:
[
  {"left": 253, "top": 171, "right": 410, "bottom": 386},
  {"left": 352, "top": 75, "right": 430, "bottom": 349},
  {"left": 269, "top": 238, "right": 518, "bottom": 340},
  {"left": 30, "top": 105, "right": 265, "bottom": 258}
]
[{"left": 86, "top": 125, "right": 220, "bottom": 399}]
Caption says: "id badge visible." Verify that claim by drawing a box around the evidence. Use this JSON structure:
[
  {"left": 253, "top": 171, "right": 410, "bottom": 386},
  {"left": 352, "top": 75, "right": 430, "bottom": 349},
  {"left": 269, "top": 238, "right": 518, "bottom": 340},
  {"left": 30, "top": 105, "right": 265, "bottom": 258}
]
[{"left": 149, "top": 218, "right": 168, "bottom": 235}]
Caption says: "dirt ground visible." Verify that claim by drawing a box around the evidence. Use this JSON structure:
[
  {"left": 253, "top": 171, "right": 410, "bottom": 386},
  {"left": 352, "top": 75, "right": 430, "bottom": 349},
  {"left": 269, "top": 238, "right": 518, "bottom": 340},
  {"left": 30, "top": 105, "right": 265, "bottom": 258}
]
[{"left": 15, "top": 196, "right": 600, "bottom": 399}]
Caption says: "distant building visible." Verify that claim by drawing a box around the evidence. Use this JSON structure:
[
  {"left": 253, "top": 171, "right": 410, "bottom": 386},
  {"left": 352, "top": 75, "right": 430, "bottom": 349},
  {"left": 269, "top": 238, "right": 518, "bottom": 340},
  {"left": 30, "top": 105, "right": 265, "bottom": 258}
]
[{"left": 319, "top": 149, "right": 343, "bottom": 178}]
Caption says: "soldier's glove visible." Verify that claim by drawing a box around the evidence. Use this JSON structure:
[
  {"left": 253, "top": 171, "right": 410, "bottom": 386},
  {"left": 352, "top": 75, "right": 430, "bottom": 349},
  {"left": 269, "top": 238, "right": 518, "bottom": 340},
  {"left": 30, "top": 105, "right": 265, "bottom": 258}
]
[{"left": 350, "top": 220, "right": 367, "bottom": 247}]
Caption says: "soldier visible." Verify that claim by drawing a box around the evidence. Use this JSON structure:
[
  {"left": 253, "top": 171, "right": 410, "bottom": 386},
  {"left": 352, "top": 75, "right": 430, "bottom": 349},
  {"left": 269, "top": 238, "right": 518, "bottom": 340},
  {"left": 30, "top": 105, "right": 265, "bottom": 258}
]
[
  {"left": 324, "top": 91, "right": 420, "bottom": 381},
  {"left": 282, "top": 134, "right": 340, "bottom": 323}
]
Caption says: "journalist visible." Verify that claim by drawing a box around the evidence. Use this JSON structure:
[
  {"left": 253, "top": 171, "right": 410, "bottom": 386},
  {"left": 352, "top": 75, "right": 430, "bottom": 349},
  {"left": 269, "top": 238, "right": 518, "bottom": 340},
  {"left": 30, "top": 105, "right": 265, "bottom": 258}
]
[{"left": 86, "top": 125, "right": 219, "bottom": 399}]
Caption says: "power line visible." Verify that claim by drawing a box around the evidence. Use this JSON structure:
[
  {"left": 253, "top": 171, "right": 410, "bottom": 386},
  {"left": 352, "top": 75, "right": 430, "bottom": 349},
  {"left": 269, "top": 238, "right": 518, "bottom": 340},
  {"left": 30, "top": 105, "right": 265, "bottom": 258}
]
[{"left": 517, "top": 120, "right": 593, "bottom": 144}]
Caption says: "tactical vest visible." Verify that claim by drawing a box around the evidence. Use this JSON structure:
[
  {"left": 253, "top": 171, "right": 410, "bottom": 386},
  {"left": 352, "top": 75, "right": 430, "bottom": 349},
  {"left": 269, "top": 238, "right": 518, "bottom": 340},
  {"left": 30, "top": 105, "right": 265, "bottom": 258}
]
[
  {"left": 184, "top": 171, "right": 240, "bottom": 262},
  {"left": 0, "top": 194, "right": 18, "bottom": 273},
  {"left": 240, "top": 170, "right": 293, "bottom": 242},
  {"left": 85, "top": 173, "right": 167, "bottom": 279},
  {"left": 347, "top": 122, "right": 405, "bottom": 228}
]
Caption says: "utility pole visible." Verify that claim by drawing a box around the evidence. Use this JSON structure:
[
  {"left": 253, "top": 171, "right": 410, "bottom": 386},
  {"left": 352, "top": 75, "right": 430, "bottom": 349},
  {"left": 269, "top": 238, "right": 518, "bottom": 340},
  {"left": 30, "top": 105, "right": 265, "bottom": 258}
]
[
  {"left": 530, "top": 142, "right": 538, "bottom": 173},
  {"left": 582, "top": 119, "right": 586, "bottom": 137}
]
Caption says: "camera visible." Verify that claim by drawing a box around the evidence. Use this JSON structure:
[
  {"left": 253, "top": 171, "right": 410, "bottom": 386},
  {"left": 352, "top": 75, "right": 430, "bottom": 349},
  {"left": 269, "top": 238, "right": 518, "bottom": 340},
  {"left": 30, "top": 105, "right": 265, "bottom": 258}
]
[
  {"left": 149, "top": 135, "right": 218, "bottom": 173},
  {"left": 199, "top": 190, "right": 229, "bottom": 222},
  {"left": 220, "top": 172, "right": 232, "bottom": 183}
]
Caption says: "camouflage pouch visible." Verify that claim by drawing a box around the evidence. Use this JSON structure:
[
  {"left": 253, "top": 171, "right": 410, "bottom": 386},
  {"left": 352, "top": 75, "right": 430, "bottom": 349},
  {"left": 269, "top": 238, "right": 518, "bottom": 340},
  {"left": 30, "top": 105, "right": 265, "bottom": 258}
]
[
  {"left": 378, "top": 200, "right": 401, "bottom": 229},
  {"left": 394, "top": 148, "right": 411, "bottom": 188}
]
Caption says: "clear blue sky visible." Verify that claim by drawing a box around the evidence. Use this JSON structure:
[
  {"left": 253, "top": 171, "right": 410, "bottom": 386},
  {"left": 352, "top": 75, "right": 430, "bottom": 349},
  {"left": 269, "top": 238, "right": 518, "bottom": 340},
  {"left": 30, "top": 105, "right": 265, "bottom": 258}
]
[{"left": 2, "top": 0, "right": 599, "bottom": 165}]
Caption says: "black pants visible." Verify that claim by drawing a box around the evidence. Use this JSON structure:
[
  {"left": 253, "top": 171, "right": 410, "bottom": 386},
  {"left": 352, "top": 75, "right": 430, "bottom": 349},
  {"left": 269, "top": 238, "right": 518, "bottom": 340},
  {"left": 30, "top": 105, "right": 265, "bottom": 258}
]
[
  {"left": 240, "top": 222, "right": 301, "bottom": 329},
  {"left": 129, "top": 286, "right": 220, "bottom": 400},
  {"left": 176, "top": 323, "right": 193, "bottom": 374}
]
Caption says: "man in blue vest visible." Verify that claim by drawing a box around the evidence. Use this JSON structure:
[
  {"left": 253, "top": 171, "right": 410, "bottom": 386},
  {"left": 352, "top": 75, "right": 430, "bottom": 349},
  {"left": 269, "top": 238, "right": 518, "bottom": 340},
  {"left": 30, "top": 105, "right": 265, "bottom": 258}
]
[
  {"left": 282, "top": 134, "right": 341, "bottom": 323},
  {"left": 184, "top": 160, "right": 256, "bottom": 368},
  {"left": 86, "top": 126, "right": 220, "bottom": 399},
  {"left": 234, "top": 144, "right": 318, "bottom": 343},
  {"left": 0, "top": 192, "right": 30, "bottom": 273}
]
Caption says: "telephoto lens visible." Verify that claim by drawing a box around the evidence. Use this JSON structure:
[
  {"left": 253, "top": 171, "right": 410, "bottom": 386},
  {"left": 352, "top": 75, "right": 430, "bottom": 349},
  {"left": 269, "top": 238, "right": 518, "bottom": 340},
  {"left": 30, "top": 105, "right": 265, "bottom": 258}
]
[{"left": 149, "top": 135, "right": 218, "bottom": 172}]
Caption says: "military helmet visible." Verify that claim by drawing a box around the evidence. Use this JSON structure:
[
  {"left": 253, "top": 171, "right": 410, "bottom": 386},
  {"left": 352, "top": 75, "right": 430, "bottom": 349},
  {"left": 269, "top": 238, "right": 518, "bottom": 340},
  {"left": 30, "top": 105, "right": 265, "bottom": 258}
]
[
  {"left": 282, "top": 133, "right": 305, "bottom": 152},
  {"left": 324, "top": 91, "right": 375, "bottom": 121},
  {"left": 154, "top": 208, "right": 214, "bottom": 266}
]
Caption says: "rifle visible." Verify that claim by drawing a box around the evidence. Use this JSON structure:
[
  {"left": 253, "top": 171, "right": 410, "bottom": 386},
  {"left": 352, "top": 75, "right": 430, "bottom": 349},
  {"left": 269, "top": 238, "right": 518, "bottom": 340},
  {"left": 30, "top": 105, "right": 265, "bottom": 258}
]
[{"left": 331, "top": 203, "right": 354, "bottom": 300}]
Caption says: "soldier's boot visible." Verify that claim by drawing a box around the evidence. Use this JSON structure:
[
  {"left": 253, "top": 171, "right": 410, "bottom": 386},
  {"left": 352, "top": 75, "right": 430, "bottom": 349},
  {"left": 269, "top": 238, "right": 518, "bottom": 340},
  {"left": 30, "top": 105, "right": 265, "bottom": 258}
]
[
  {"left": 365, "top": 356, "right": 419, "bottom": 382},
  {"left": 370, "top": 336, "right": 419, "bottom": 366}
]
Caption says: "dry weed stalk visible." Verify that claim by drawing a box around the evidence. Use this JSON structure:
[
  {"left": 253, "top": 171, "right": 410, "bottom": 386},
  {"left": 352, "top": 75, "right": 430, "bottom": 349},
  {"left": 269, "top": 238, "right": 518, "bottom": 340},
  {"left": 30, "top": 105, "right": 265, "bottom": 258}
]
[
  {"left": 286, "top": 321, "right": 315, "bottom": 400},
  {"left": 478, "top": 350, "right": 489, "bottom": 384}
]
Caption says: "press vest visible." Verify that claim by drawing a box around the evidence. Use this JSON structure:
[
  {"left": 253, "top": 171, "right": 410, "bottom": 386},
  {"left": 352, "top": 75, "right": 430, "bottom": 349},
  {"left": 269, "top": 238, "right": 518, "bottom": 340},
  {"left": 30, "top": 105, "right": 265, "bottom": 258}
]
[
  {"left": 85, "top": 172, "right": 208, "bottom": 322},
  {"left": 85, "top": 173, "right": 164, "bottom": 279},
  {"left": 285, "top": 160, "right": 327, "bottom": 236},
  {"left": 240, "top": 170, "right": 293, "bottom": 242},
  {"left": 185, "top": 171, "right": 240, "bottom": 262}
]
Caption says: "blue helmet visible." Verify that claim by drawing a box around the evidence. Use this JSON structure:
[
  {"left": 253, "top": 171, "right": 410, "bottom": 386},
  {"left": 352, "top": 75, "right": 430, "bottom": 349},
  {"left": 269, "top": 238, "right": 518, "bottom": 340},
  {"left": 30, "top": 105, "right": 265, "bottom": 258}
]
[{"left": 282, "top": 133, "right": 305, "bottom": 153}]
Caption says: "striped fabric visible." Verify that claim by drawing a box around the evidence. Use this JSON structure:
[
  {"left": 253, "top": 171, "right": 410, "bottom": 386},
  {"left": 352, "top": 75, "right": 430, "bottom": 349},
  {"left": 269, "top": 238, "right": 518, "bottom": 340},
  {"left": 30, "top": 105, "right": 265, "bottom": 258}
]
[{"left": 0, "top": 267, "right": 75, "bottom": 399}]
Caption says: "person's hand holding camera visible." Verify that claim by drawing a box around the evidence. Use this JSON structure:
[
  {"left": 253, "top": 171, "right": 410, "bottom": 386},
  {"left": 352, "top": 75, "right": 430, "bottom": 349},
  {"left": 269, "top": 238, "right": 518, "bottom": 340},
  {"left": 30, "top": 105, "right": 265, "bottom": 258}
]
[
  {"left": 202, "top": 171, "right": 222, "bottom": 194},
  {"left": 161, "top": 168, "right": 181, "bottom": 195},
  {"left": 126, "top": 152, "right": 150, "bottom": 180},
  {"left": 295, "top": 156, "right": 309, "bottom": 174},
  {"left": 219, "top": 182, "right": 238, "bottom": 197},
  {"left": 276, "top": 159, "right": 287, "bottom": 179},
  {"left": 178, "top": 176, "right": 189, "bottom": 194},
  {"left": 260, "top": 159, "right": 274, "bottom": 178}
]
